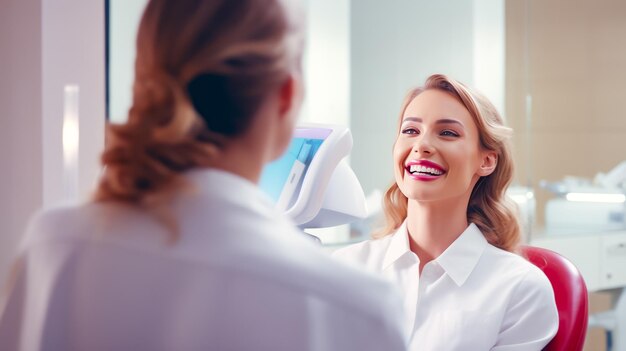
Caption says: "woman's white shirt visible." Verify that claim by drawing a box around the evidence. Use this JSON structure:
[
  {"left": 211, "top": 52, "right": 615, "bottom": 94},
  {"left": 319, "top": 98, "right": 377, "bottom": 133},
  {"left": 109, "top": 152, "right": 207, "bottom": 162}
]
[
  {"left": 334, "top": 222, "right": 558, "bottom": 351},
  {"left": 0, "top": 169, "right": 406, "bottom": 351}
]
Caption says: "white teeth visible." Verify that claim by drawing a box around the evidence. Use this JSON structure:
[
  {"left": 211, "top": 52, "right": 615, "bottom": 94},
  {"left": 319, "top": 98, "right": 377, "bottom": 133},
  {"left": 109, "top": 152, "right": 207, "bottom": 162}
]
[{"left": 408, "top": 164, "right": 443, "bottom": 175}]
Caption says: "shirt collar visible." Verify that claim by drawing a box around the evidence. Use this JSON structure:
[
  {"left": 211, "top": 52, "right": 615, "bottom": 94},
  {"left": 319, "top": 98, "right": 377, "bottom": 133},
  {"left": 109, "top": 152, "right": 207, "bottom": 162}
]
[
  {"left": 382, "top": 221, "right": 412, "bottom": 270},
  {"left": 182, "top": 168, "right": 275, "bottom": 210},
  {"left": 382, "top": 221, "right": 488, "bottom": 286},
  {"left": 435, "top": 223, "right": 488, "bottom": 286}
]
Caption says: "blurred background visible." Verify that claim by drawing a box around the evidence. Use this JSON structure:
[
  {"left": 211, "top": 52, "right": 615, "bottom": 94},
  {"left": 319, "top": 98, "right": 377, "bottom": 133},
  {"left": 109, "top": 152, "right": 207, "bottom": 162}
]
[{"left": 2, "top": 0, "right": 626, "bottom": 349}]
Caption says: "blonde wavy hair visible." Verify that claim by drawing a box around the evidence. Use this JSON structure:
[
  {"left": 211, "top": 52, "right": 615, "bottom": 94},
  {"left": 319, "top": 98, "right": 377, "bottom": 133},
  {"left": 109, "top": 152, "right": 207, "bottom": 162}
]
[
  {"left": 95, "top": 0, "right": 302, "bottom": 206},
  {"left": 375, "top": 74, "right": 521, "bottom": 252}
]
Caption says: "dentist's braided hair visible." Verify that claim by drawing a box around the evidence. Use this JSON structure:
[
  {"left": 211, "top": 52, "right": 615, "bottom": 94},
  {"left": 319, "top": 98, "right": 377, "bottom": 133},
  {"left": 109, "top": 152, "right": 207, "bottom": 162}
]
[
  {"left": 95, "top": 0, "right": 303, "bottom": 205},
  {"left": 375, "top": 74, "right": 521, "bottom": 253}
]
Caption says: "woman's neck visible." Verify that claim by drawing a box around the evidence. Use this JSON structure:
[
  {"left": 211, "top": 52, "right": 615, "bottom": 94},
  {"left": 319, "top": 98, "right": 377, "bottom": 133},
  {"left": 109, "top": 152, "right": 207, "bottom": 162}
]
[
  {"left": 208, "top": 109, "right": 279, "bottom": 184},
  {"left": 406, "top": 198, "right": 469, "bottom": 273},
  {"left": 211, "top": 142, "right": 266, "bottom": 184}
]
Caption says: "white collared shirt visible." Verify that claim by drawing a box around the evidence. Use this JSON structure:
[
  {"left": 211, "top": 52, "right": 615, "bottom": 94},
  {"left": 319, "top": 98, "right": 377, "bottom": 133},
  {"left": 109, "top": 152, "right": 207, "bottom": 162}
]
[
  {"left": 334, "top": 222, "right": 558, "bottom": 351},
  {"left": 0, "top": 169, "right": 406, "bottom": 351}
]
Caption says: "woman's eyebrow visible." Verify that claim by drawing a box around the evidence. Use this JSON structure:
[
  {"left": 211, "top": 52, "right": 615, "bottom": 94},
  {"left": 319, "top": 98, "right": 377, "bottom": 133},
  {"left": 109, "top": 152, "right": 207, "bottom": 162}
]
[
  {"left": 402, "top": 117, "right": 422, "bottom": 123},
  {"left": 436, "top": 118, "right": 464, "bottom": 127},
  {"left": 402, "top": 117, "right": 464, "bottom": 128}
]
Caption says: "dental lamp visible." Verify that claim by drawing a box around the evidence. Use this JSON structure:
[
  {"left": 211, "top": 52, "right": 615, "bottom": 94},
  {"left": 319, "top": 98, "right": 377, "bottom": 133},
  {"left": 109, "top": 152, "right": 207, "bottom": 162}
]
[{"left": 259, "top": 124, "right": 367, "bottom": 229}]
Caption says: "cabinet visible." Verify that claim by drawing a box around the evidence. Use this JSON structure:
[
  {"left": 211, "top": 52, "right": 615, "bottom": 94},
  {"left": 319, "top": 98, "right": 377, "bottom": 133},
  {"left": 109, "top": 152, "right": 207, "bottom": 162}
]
[{"left": 532, "top": 231, "right": 626, "bottom": 292}]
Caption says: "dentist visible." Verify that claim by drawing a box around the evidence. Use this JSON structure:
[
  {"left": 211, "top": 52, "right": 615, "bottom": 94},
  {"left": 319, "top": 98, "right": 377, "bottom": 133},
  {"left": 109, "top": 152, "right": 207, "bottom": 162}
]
[{"left": 0, "top": 0, "right": 406, "bottom": 350}]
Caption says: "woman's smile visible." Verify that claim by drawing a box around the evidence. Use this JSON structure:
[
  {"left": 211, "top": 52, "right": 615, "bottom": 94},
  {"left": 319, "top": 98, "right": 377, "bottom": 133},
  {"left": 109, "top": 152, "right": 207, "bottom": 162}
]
[
  {"left": 393, "top": 89, "right": 485, "bottom": 202},
  {"left": 405, "top": 159, "right": 446, "bottom": 181}
]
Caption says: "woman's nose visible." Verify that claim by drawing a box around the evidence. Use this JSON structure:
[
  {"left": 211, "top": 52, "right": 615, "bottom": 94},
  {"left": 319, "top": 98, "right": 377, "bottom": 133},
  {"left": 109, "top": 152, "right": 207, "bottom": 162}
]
[{"left": 413, "top": 135, "right": 434, "bottom": 154}]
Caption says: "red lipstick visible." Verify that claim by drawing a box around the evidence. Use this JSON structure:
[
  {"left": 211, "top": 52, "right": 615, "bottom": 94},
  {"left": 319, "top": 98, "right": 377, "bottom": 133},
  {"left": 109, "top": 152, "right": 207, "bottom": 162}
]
[{"left": 404, "top": 159, "right": 446, "bottom": 181}]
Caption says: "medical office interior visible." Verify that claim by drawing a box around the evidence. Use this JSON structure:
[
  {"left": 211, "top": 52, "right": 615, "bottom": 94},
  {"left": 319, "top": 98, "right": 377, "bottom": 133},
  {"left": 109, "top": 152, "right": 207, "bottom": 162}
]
[{"left": 1, "top": 0, "right": 625, "bottom": 349}]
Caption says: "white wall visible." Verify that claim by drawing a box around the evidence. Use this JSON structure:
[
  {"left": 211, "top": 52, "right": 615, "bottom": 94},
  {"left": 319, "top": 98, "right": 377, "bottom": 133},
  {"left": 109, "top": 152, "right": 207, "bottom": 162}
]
[
  {"left": 300, "top": 0, "right": 350, "bottom": 128},
  {"left": 42, "top": 0, "right": 105, "bottom": 208},
  {"left": 473, "top": 0, "right": 505, "bottom": 117},
  {"left": 109, "top": 0, "right": 148, "bottom": 123},
  {"left": 0, "top": 0, "right": 105, "bottom": 287},
  {"left": 0, "top": 0, "right": 44, "bottom": 287}
]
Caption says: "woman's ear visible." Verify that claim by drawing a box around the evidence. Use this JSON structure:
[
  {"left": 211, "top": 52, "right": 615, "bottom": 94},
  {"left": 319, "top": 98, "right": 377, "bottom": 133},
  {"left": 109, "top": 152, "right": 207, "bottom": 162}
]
[
  {"left": 278, "top": 74, "right": 296, "bottom": 117},
  {"left": 266, "top": 73, "right": 301, "bottom": 161},
  {"left": 478, "top": 151, "right": 498, "bottom": 177}
]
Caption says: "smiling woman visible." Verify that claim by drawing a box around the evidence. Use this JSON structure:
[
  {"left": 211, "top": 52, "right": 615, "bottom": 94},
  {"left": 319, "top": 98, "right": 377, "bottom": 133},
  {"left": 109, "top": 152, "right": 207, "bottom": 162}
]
[
  {"left": 334, "top": 74, "right": 559, "bottom": 350},
  {"left": 394, "top": 88, "right": 494, "bottom": 209},
  {"left": 382, "top": 74, "right": 517, "bottom": 252}
]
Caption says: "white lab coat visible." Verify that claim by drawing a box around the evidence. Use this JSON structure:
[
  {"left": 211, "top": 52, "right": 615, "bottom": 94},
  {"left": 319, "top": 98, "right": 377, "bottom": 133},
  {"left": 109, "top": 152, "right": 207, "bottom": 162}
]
[
  {"left": 0, "top": 169, "right": 406, "bottom": 351},
  {"left": 334, "top": 222, "right": 559, "bottom": 351}
]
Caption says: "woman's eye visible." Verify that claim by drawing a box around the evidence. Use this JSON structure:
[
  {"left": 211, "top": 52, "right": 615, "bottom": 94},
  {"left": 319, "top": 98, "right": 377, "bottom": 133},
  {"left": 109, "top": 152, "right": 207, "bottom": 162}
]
[
  {"left": 402, "top": 128, "right": 419, "bottom": 135},
  {"left": 441, "top": 130, "right": 459, "bottom": 137}
]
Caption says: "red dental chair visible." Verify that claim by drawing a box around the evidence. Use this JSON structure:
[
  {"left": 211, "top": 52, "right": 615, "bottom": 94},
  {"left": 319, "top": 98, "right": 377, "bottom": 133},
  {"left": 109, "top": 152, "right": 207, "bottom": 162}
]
[{"left": 522, "top": 246, "right": 589, "bottom": 351}]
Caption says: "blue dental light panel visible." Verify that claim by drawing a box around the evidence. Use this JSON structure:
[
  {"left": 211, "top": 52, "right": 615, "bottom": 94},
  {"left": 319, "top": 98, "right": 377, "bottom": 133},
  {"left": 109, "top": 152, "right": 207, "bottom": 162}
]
[{"left": 259, "top": 129, "right": 327, "bottom": 210}]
